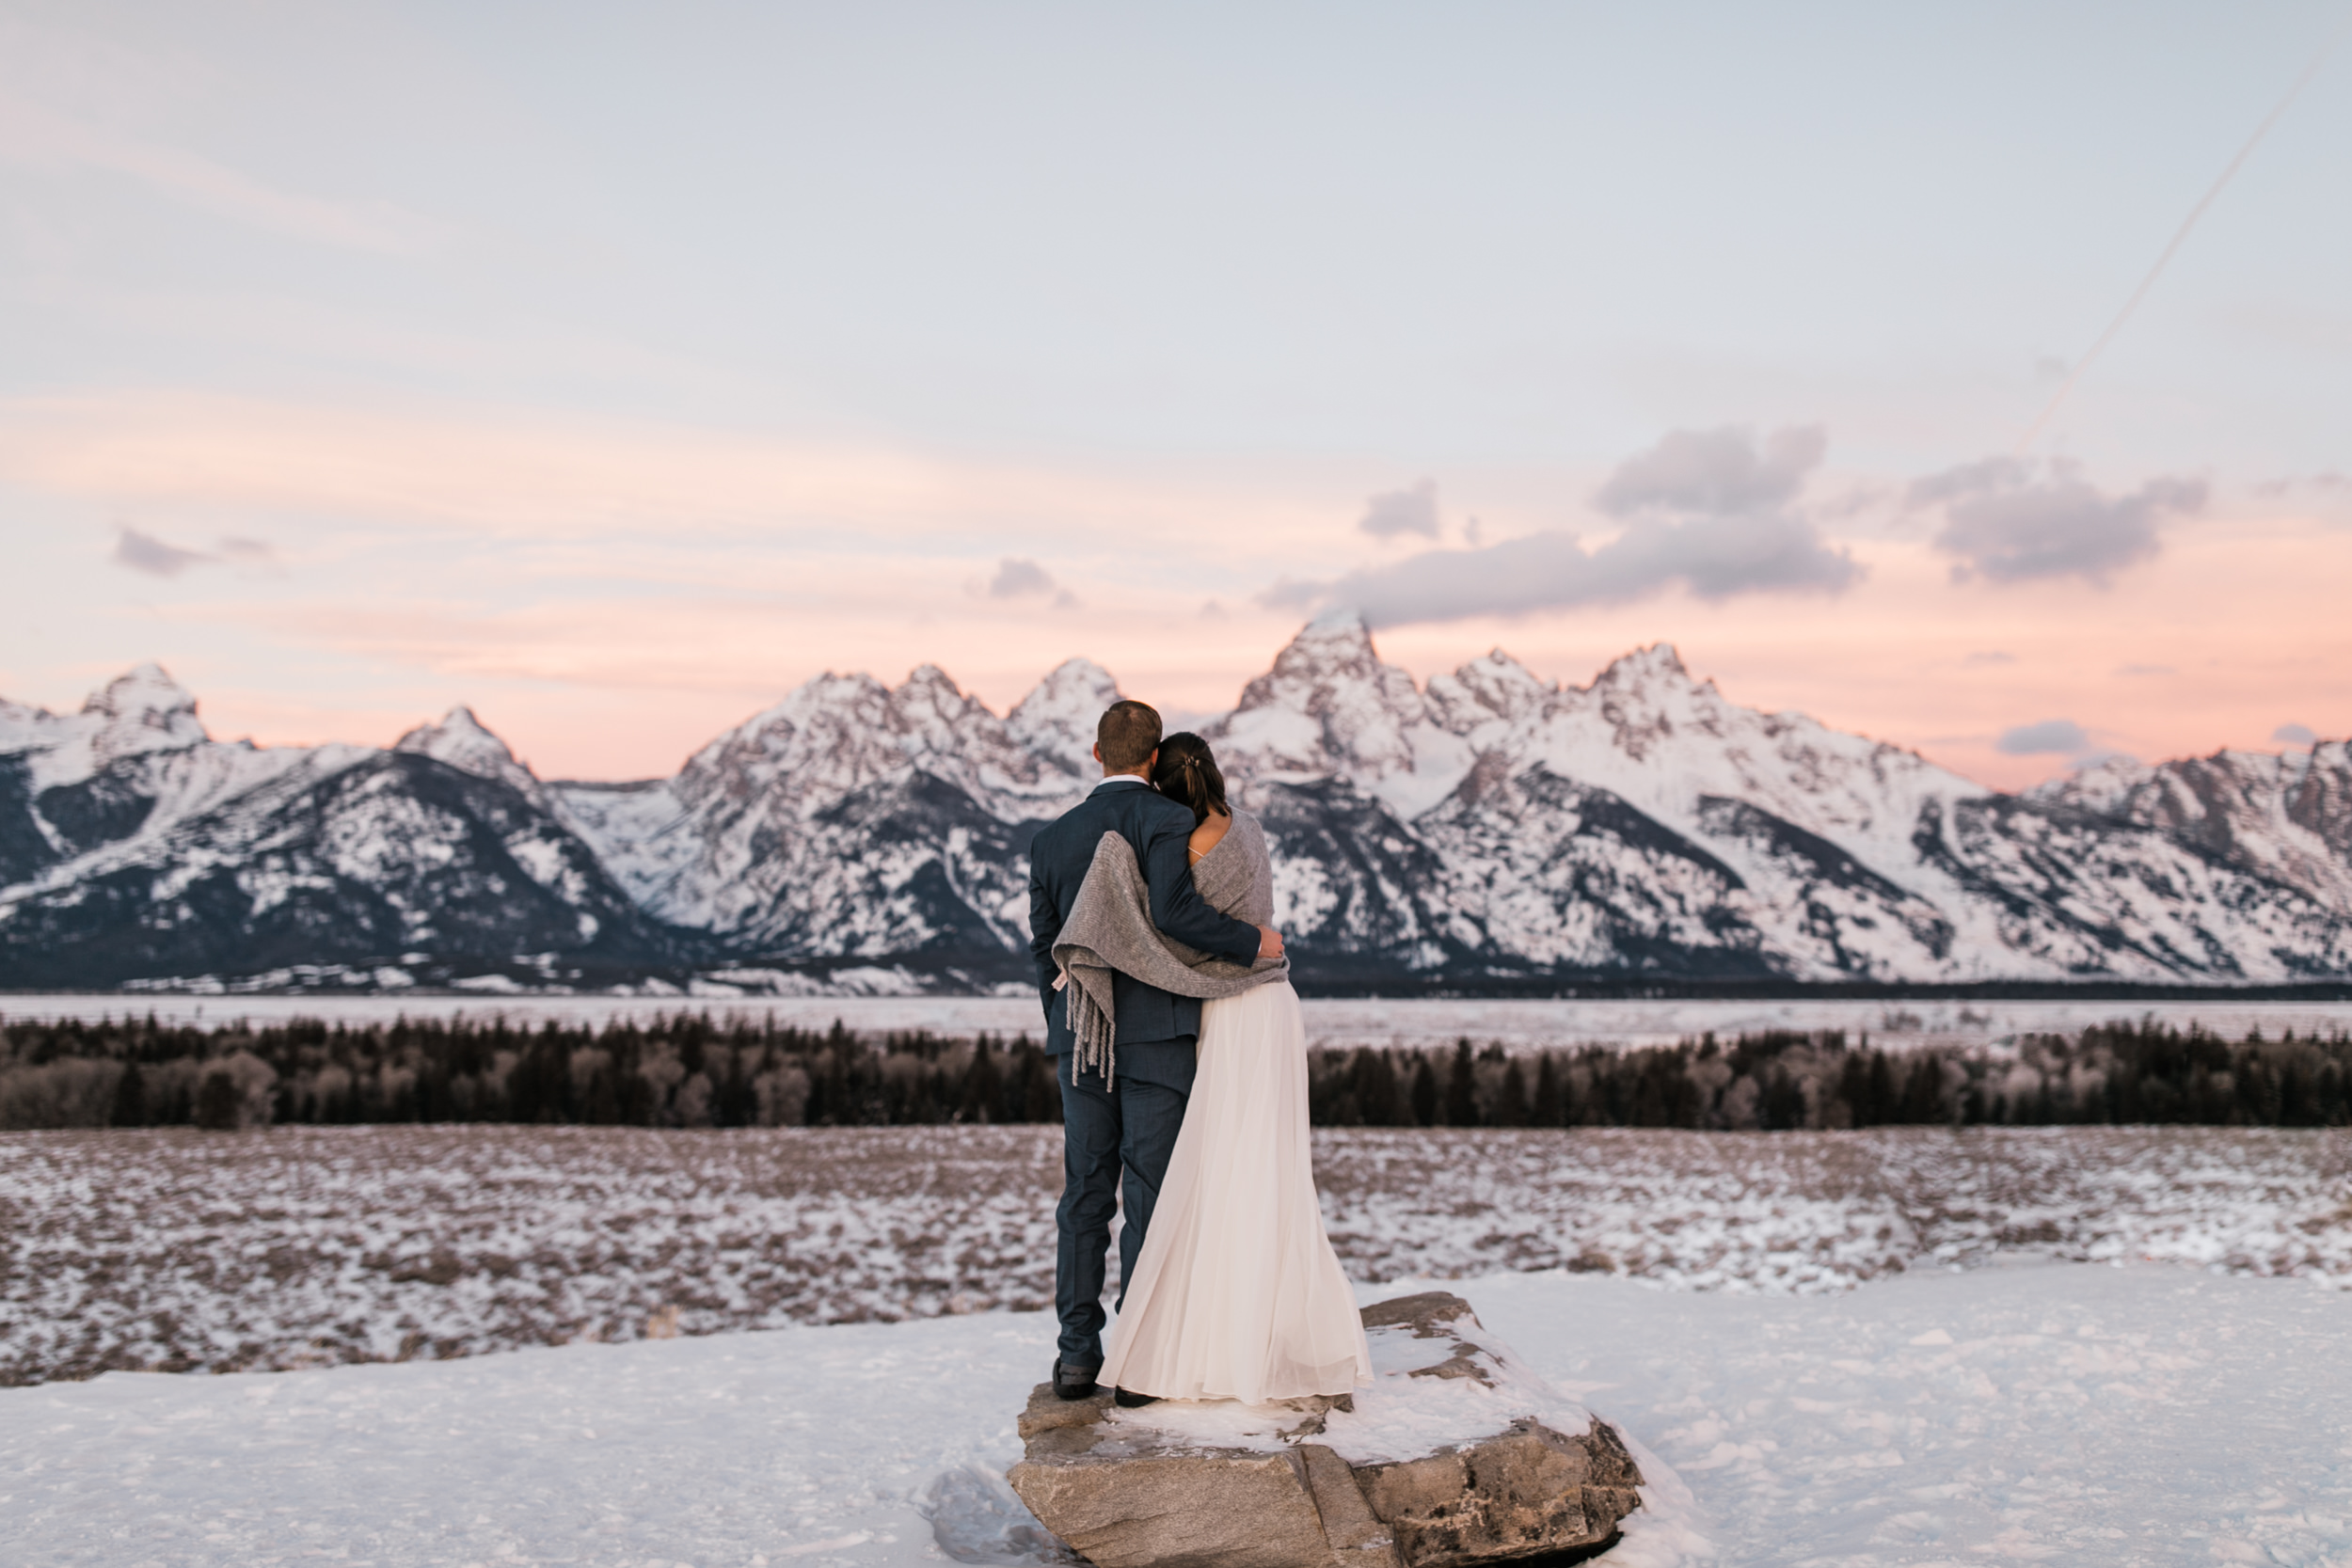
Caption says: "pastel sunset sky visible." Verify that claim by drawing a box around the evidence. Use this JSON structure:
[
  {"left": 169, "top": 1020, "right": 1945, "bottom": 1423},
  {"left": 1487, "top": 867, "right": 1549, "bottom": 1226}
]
[{"left": 3, "top": 2, "right": 2347, "bottom": 789}]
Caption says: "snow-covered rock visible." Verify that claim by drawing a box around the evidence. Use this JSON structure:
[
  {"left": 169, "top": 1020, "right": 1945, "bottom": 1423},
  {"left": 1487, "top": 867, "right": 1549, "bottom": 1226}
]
[{"left": 1008, "top": 1291, "right": 1643, "bottom": 1568}]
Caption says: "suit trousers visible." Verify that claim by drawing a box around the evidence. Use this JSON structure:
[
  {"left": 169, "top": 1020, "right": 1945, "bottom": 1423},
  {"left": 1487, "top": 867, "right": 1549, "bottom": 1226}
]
[{"left": 1053, "top": 1043, "right": 1191, "bottom": 1367}]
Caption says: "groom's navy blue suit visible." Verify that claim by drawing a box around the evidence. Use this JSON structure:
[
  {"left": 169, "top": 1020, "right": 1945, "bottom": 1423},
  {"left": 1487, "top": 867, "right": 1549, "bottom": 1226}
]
[{"left": 1028, "top": 775, "right": 1262, "bottom": 1368}]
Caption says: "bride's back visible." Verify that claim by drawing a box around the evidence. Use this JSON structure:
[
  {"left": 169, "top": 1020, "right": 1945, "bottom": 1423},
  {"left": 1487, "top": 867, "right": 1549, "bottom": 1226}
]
[
  {"left": 1190, "top": 811, "right": 1275, "bottom": 928},
  {"left": 1152, "top": 733, "right": 1273, "bottom": 929}
]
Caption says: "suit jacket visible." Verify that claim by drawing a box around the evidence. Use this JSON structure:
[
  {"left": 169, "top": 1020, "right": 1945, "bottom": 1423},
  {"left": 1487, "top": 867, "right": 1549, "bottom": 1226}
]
[{"left": 1028, "top": 779, "right": 1263, "bottom": 1081}]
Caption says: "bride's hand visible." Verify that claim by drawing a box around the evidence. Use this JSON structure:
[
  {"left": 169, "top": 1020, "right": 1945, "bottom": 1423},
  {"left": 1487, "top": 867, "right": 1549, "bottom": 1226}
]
[{"left": 1256, "top": 925, "right": 1284, "bottom": 960}]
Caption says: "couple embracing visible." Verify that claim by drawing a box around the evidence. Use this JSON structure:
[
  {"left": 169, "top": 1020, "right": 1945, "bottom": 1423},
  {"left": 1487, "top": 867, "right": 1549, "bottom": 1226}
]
[{"left": 1027, "top": 700, "right": 1371, "bottom": 1408}]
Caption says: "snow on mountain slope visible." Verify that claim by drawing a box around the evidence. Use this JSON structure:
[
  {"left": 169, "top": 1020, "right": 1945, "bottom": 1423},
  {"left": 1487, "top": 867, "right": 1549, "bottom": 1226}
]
[
  {"left": 6, "top": 629, "right": 2350, "bottom": 988},
  {"left": 548, "top": 663, "right": 1104, "bottom": 948},
  {"left": 0, "top": 673, "right": 681, "bottom": 988},
  {"left": 2030, "top": 744, "right": 2352, "bottom": 916},
  {"left": 395, "top": 706, "right": 547, "bottom": 804},
  {"left": 1209, "top": 607, "right": 1476, "bottom": 819},
  {"left": 0, "top": 753, "right": 671, "bottom": 988},
  {"left": 0, "top": 662, "right": 212, "bottom": 788},
  {"left": 1006, "top": 657, "right": 1123, "bottom": 781},
  {"left": 0, "top": 665, "right": 331, "bottom": 894},
  {"left": 1209, "top": 615, "right": 2352, "bottom": 982}
]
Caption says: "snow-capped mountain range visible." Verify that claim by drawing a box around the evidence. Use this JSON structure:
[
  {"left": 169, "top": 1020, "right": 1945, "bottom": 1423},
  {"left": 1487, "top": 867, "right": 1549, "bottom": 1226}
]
[{"left": 4, "top": 611, "right": 2349, "bottom": 991}]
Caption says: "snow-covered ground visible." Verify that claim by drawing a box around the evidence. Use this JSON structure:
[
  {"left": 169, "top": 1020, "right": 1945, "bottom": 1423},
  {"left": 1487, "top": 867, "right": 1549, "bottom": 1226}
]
[
  {"left": 6, "top": 1262, "right": 2349, "bottom": 1566},
  {"left": 7, "top": 993, "right": 2351, "bottom": 1053},
  {"left": 5, "top": 1126, "right": 2346, "bottom": 1386}
]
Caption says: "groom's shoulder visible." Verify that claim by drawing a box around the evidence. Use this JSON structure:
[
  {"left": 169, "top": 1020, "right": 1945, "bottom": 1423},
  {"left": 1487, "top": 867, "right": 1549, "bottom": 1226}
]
[
  {"left": 1129, "top": 789, "right": 1189, "bottom": 829},
  {"left": 1035, "top": 787, "right": 1112, "bottom": 847},
  {"left": 1038, "top": 783, "right": 1180, "bottom": 841},
  {"left": 1093, "top": 783, "right": 1184, "bottom": 830}
]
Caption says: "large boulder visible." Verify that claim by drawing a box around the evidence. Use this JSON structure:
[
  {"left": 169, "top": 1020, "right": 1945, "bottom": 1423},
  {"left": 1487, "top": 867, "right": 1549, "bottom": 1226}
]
[{"left": 1008, "top": 1291, "right": 1643, "bottom": 1567}]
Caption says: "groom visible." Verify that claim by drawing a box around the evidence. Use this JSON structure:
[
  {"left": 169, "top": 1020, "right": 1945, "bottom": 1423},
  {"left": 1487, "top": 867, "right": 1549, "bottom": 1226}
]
[{"left": 1028, "top": 699, "right": 1281, "bottom": 1400}]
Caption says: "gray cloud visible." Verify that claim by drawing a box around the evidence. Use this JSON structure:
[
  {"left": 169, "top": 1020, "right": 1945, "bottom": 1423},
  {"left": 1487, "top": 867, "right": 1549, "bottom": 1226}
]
[
  {"left": 1270, "top": 426, "right": 1857, "bottom": 629},
  {"left": 112, "top": 528, "right": 211, "bottom": 578},
  {"left": 1997, "top": 718, "right": 2090, "bottom": 755},
  {"left": 111, "top": 528, "right": 278, "bottom": 578},
  {"left": 1359, "top": 480, "right": 1440, "bottom": 539},
  {"left": 1963, "top": 650, "right": 2016, "bottom": 668},
  {"left": 2117, "top": 663, "right": 2176, "bottom": 677},
  {"left": 2254, "top": 470, "right": 2348, "bottom": 498},
  {"left": 1910, "top": 459, "right": 2204, "bottom": 586},
  {"left": 988, "top": 558, "right": 1057, "bottom": 598},
  {"left": 1595, "top": 425, "right": 1826, "bottom": 518},
  {"left": 2274, "top": 721, "right": 2318, "bottom": 745}
]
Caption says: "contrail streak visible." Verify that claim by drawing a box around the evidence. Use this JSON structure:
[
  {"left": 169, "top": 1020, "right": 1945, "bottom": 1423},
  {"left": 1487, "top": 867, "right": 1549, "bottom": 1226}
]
[{"left": 2018, "top": 19, "right": 2348, "bottom": 452}]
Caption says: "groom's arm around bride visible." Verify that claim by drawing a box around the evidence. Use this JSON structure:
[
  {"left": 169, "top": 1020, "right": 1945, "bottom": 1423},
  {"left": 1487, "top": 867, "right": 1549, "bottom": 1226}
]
[{"left": 1027, "top": 703, "right": 1276, "bottom": 1053}]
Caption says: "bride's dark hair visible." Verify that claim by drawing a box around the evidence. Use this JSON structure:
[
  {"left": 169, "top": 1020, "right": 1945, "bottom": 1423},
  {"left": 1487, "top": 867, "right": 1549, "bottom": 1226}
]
[{"left": 1152, "top": 732, "right": 1229, "bottom": 825}]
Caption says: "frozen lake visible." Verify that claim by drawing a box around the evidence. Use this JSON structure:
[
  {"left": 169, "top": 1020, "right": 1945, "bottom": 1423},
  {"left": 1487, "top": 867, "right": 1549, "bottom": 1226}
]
[{"left": 5, "top": 990, "right": 2350, "bottom": 1052}]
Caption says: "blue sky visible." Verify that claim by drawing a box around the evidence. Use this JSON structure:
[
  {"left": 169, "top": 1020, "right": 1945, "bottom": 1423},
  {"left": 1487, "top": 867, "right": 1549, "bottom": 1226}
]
[{"left": 3, "top": 1, "right": 2347, "bottom": 784}]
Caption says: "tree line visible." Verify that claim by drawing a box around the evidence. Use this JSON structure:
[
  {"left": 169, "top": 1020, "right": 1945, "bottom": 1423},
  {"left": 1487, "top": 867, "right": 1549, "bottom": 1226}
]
[
  {"left": 0, "top": 1011, "right": 2345, "bottom": 1132},
  {"left": 1307, "top": 1022, "right": 2351, "bottom": 1130}
]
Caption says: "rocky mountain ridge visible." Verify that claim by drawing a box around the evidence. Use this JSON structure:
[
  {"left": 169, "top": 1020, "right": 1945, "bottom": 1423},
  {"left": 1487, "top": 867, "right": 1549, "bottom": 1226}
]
[{"left": 3, "top": 621, "right": 2348, "bottom": 991}]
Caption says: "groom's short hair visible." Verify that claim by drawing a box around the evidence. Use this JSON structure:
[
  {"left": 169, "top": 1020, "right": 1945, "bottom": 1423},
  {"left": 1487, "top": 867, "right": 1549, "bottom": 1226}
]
[{"left": 1097, "top": 701, "right": 1163, "bottom": 771}]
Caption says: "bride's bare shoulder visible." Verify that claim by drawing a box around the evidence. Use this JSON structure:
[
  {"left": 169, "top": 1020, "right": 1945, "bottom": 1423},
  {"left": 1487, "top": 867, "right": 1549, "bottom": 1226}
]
[{"left": 1186, "top": 809, "right": 1234, "bottom": 861}]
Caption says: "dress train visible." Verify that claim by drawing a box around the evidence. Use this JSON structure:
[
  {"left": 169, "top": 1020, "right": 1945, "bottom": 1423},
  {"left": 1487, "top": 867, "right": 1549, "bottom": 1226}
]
[{"left": 1098, "top": 979, "right": 1371, "bottom": 1402}]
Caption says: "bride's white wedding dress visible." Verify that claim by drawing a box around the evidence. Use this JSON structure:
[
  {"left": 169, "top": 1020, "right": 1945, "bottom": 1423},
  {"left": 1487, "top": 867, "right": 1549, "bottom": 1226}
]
[{"left": 1096, "top": 818, "right": 1372, "bottom": 1404}]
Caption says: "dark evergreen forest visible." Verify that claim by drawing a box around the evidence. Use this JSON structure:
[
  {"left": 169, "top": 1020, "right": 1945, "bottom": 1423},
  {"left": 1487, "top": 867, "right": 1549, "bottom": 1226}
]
[{"left": 3, "top": 1011, "right": 2346, "bottom": 1132}]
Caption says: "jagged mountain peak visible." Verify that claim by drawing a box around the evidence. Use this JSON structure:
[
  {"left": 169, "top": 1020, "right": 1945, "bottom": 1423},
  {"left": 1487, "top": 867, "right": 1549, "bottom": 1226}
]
[
  {"left": 395, "top": 705, "right": 540, "bottom": 797},
  {"left": 890, "top": 663, "right": 988, "bottom": 728},
  {"left": 2027, "top": 752, "right": 2152, "bottom": 814},
  {"left": 679, "top": 671, "right": 895, "bottom": 788},
  {"left": 898, "top": 662, "right": 962, "bottom": 696},
  {"left": 1427, "top": 648, "right": 1555, "bottom": 731},
  {"left": 1586, "top": 641, "right": 1694, "bottom": 691},
  {"left": 1015, "top": 657, "right": 1120, "bottom": 707},
  {"left": 688, "top": 672, "right": 890, "bottom": 767},
  {"left": 43, "top": 661, "right": 215, "bottom": 776},
  {"left": 1304, "top": 604, "right": 1374, "bottom": 635},
  {"left": 85, "top": 662, "right": 208, "bottom": 750},
  {"left": 11, "top": 621, "right": 2352, "bottom": 988},
  {"left": 83, "top": 661, "right": 199, "bottom": 721},
  {"left": 1211, "top": 609, "right": 1434, "bottom": 793},
  {"left": 1232, "top": 606, "right": 1421, "bottom": 718},
  {"left": 396, "top": 705, "right": 498, "bottom": 748},
  {"left": 2026, "top": 741, "right": 2352, "bottom": 908},
  {"left": 1009, "top": 658, "right": 1122, "bottom": 779},
  {"left": 1257, "top": 607, "right": 1388, "bottom": 686},
  {"left": 884, "top": 664, "right": 1061, "bottom": 794}
]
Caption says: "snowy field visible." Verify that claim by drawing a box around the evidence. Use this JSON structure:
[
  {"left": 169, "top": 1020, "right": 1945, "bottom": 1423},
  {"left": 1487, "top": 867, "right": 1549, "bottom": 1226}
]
[
  {"left": 8, "top": 992, "right": 2352, "bottom": 1053},
  {"left": 4, "top": 1125, "right": 2346, "bottom": 1386},
  {"left": 5, "top": 1263, "right": 2349, "bottom": 1566}
]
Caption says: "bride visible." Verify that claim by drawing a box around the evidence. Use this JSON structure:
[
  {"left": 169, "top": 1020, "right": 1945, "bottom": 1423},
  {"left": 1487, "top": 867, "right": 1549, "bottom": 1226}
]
[{"left": 1052, "top": 733, "right": 1371, "bottom": 1407}]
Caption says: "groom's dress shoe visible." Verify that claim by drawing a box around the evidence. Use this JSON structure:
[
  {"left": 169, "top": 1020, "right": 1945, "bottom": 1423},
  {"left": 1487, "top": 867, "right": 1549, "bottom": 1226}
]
[
  {"left": 1052, "top": 1360, "right": 1101, "bottom": 1401},
  {"left": 1113, "top": 1387, "right": 1160, "bottom": 1409}
]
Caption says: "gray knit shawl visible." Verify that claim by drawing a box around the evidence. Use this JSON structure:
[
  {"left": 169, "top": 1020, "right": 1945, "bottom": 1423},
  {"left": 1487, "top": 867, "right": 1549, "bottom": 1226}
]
[{"left": 1051, "top": 810, "right": 1289, "bottom": 1085}]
